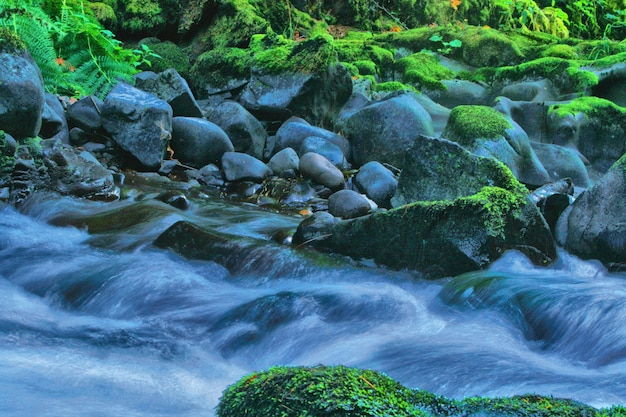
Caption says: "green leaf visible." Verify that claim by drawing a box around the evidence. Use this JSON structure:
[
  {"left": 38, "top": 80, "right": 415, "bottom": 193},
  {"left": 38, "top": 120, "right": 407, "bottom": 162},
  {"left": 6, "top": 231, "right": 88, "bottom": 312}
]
[
  {"left": 449, "top": 39, "right": 462, "bottom": 48},
  {"left": 429, "top": 35, "right": 443, "bottom": 42}
]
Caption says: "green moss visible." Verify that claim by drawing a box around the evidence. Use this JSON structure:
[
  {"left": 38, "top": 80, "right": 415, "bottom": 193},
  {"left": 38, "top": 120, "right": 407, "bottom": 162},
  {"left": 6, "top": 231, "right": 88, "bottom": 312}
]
[
  {"left": 0, "top": 27, "right": 26, "bottom": 54},
  {"left": 335, "top": 40, "right": 395, "bottom": 73},
  {"left": 216, "top": 365, "right": 433, "bottom": 417},
  {"left": 200, "top": 1, "right": 269, "bottom": 49},
  {"left": 395, "top": 52, "right": 454, "bottom": 90},
  {"left": 460, "top": 394, "right": 598, "bottom": 416},
  {"left": 373, "top": 81, "right": 417, "bottom": 93},
  {"left": 444, "top": 105, "right": 512, "bottom": 146},
  {"left": 549, "top": 96, "right": 626, "bottom": 119},
  {"left": 144, "top": 41, "right": 191, "bottom": 79},
  {"left": 250, "top": 33, "right": 338, "bottom": 74},
  {"left": 461, "top": 27, "right": 525, "bottom": 67},
  {"left": 541, "top": 44, "right": 577, "bottom": 59},
  {"left": 341, "top": 61, "right": 359, "bottom": 76},
  {"left": 353, "top": 59, "right": 377, "bottom": 76},
  {"left": 23, "top": 136, "right": 43, "bottom": 157},
  {"left": 87, "top": 2, "right": 118, "bottom": 27},
  {"left": 374, "top": 26, "right": 436, "bottom": 51},
  {"left": 189, "top": 47, "right": 251, "bottom": 90},
  {"left": 457, "top": 185, "right": 525, "bottom": 238},
  {"left": 120, "top": 0, "right": 165, "bottom": 34}
]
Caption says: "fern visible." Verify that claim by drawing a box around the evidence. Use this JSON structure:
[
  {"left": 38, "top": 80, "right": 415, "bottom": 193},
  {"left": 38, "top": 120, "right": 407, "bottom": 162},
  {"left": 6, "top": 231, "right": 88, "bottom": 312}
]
[{"left": 69, "top": 50, "right": 135, "bottom": 98}]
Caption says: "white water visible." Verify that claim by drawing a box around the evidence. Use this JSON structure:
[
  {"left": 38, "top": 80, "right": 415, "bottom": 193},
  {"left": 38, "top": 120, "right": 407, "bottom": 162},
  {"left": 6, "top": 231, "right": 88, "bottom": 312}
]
[{"left": 0, "top": 196, "right": 625, "bottom": 416}]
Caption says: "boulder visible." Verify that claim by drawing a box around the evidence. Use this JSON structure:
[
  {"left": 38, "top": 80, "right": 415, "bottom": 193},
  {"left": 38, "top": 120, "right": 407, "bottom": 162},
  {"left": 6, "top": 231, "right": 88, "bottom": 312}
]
[
  {"left": 495, "top": 98, "right": 550, "bottom": 143},
  {"left": 268, "top": 147, "right": 299, "bottom": 177},
  {"left": 335, "top": 92, "right": 371, "bottom": 132},
  {"left": 274, "top": 118, "right": 350, "bottom": 159},
  {"left": 204, "top": 100, "right": 267, "bottom": 160},
  {"left": 299, "top": 152, "right": 345, "bottom": 191},
  {"left": 239, "top": 63, "right": 352, "bottom": 129},
  {"left": 299, "top": 136, "right": 348, "bottom": 169},
  {"left": 442, "top": 105, "right": 550, "bottom": 187},
  {"left": 101, "top": 83, "right": 173, "bottom": 170},
  {"left": 499, "top": 79, "right": 559, "bottom": 102},
  {"left": 355, "top": 161, "right": 397, "bottom": 208},
  {"left": 133, "top": 68, "right": 203, "bottom": 117},
  {"left": 66, "top": 96, "right": 104, "bottom": 133},
  {"left": 0, "top": 52, "right": 45, "bottom": 139},
  {"left": 531, "top": 142, "right": 592, "bottom": 188},
  {"left": 343, "top": 92, "right": 434, "bottom": 169},
  {"left": 328, "top": 189, "right": 371, "bottom": 219},
  {"left": 292, "top": 211, "right": 340, "bottom": 246},
  {"left": 565, "top": 154, "right": 626, "bottom": 267},
  {"left": 221, "top": 151, "right": 272, "bottom": 183},
  {"left": 303, "top": 137, "right": 556, "bottom": 278},
  {"left": 40, "top": 93, "right": 69, "bottom": 143},
  {"left": 424, "top": 79, "right": 489, "bottom": 108},
  {"left": 171, "top": 117, "right": 234, "bottom": 168}
]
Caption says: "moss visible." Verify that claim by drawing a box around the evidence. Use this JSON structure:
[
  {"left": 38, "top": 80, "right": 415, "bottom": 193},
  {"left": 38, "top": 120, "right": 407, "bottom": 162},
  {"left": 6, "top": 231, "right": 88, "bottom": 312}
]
[
  {"left": 353, "top": 59, "right": 377, "bottom": 76},
  {"left": 460, "top": 394, "right": 598, "bottom": 416},
  {"left": 189, "top": 47, "right": 251, "bottom": 90},
  {"left": 395, "top": 52, "right": 454, "bottom": 91},
  {"left": 250, "top": 33, "right": 338, "bottom": 74},
  {"left": 335, "top": 40, "right": 395, "bottom": 73},
  {"left": 216, "top": 365, "right": 433, "bottom": 417},
  {"left": 444, "top": 105, "right": 512, "bottom": 146},
  {"left": 541, "top": 44, "right": 577, "bottom": 59},
  {"left": 373, "top": 81, "right": 417, "bottom": 93},
  {"left": 199, "top": 1, "right": 269, "bottom": 50},
  {"left": 341, "top": 61, "right": 359, "bottom": 76},
  {"left": 461, "top": 26, "right": 525, "bottom": 67},
  {"left": 0, "top": 27, "right": 26, "bottom": 54},
  {"left": 119, "top": 0, "right": 165, "bottom": 35},
  {"left": 144, "top": 41, "right": 191, "bottom": 79},
  {"left": 548, "top": 96, "right": 626, "bottom": 119},
  {"left": 87, "top": 2, "right": 118, "bottom": 28},
  {"left": 374, "top": 26, "right": 436, "bottom": 51}
]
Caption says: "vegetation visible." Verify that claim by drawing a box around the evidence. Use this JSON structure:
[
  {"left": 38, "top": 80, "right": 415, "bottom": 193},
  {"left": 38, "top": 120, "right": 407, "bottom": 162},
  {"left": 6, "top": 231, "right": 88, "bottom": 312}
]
[{"left": 443, "top": 105, "right": 513, "bottom": 146}]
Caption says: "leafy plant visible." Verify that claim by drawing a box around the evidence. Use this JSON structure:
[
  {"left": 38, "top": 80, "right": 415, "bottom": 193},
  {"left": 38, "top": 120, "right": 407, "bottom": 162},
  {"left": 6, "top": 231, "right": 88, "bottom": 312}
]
[{"left": 428, "top": 34, "right": 462, "bottom": 55}]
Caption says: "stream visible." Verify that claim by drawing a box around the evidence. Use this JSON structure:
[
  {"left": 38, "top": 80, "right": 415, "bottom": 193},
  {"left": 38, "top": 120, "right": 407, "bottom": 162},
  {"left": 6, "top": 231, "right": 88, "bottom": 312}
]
[{"left": 0, "top": 191, "right": 625, "bottom": 416}]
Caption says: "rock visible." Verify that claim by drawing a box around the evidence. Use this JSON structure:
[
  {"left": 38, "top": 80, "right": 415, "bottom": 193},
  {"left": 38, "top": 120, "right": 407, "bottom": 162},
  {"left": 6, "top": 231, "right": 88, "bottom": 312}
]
[
  {"left": 424, "top": 79, "right": 489, "bottom": 108},
  {"left": 101, "top": 83, "right": 173, "bottom": 170},
  {"left": 565, "top": 154, "right": 626, "bottom": 266},
  {"left": 442, "top": 105, "right": 550, "bottom": 187},
  {"left": 40, "top": 93, "right": 69, "bottom": 143},
  {"left": 268, "top": 148, "right": 299, "bottom": 177},
  {"left": 133, "top": 68, "right": 203, "bottom": 118},
  {"left": 355, "top": 161, "right": 397, "bottom": 208},
  {"left": 239, "top": 63, "right": 352, "bottom": 129},
  {"left": 499, "top": 79, "right": 559, "bottom": 102},
  {"left": 299, "top": 136, "right": 348, "bottom": 169},
  {"left": 221, "top": 151, "right": 272, "bottom": 183},
  {"left": 328, "top": 189, "right": 371, "bottom": 219},
  {"left": 171, "top": 117, "right": 234, "bottom": 168},
  {"left": 531, "top": 142, "right": 592, "bottom": 188},
  {"left": 204, "top": 100, "right": 267, "bottom": 160},
  {"left": 43, "top": 143, "right": 118, "bottom": 200},
  {"left": 187, "top": 163, "right": 225, "bottom": 187},
  {"left": 530, "top": 178, "right": 574, "bottom": 233},
  {"left": 66, "top": 95, "right": 104, "bottom": 133},
  {"left": 411, "top": 93, "right": 451, "bottom": 138},
  {"left": 0, "top": 52, "right": 45, "bottom": 139},
  {"left": 292, "top": 211, "right": 340, "bottom": 246},
  {"left": 275, "top": 119, "right": 350, "bottom": 160},
  {"left": 299, "top": 152, "right": 345, "bottom": 191},
  {"left": 494, "top": 98, "right": 549, "bottom": 142},
  {"left": 335, "top": 92, "right": 371, "bottom": 132},
  {"left": 343, "top": 92, "right": 434, "bottom": 169}
]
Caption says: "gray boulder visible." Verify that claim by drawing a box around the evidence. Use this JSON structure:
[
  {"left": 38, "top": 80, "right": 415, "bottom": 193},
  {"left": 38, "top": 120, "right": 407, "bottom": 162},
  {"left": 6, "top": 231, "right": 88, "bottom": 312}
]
[
  {"left": 134, "top": 68, "right": 203, "bottom": 118},
  {"left": 239, "top": 63, "right": 352, "bottom": 129},
  {"left": 204, "top": 101, "right": 267, "bottom": 160},
  {"left": 531, "top": 142, "right": 592, "bottom": 188},
  {"left": 268, "top": 147, "right": 299, "bottom": 177},
  {"left": 343, "top": 92, "right": 435, "bottom": 169},
  {"left": 355, "top": 161, "right": 397, "bottom": 208},
  {"left": 292, "top": 211, "right": 340, "bottom": 247},
  {"left": 171, "top": 117, "right": 234, "bottom": 168},
  {"left": 328, "top": 189, "right": 371, "bottom": 219},
  {"left": 424, "top": 79, "right": 489, "bottom": 108},
  {"left": 67, "top": 96, "right": 104, "bottom": 133},
  {"left": 495, "top": 98, "right": 550, "bottom": 143},
  {"left": 299, "top": 152, "right": 345, "bottom": 191},
  {"left": 101, "top": 83, "right": 173, "bottom": 170},
  {"left": 565, "top": 154, "right": 626, "bottom": 266},
  {"left": 335, "top": 92, "right": 371, "bottom": 132},
  {"left": 299, "top": 136, "right": 348, "bottom": 169},
  {"left": 221, "top": 151, "right": 272, "bottom": 182},
  {"left": 275, "top": 118, "right": 350, "bottom": 160},
  {"left": 0, "top": 53, "right": 45, "bottom": 139},
  {"left": 40, "top": 93, "right": 69, "bottom": 143},
  {"left": 442, "top": 105, "right": 550, "bottom": 187}
]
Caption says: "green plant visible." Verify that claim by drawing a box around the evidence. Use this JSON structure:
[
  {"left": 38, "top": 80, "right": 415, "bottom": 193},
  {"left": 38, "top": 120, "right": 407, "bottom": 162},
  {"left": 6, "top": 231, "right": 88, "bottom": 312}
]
[{"left": 428, "top": 34, "right": 462, "bottom": 55}]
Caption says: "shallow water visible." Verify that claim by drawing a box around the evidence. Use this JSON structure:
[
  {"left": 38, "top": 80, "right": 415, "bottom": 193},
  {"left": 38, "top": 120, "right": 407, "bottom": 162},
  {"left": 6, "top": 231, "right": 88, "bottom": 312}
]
[{"left": 0, "top": 194, "right": 625, "bottom": 416}]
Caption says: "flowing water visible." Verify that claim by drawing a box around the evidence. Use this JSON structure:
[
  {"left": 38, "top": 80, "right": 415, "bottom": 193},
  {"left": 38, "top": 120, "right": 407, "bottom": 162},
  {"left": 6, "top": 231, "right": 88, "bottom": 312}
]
[{"left": 0, "top": 192, "right": 625, "bottom": 416}]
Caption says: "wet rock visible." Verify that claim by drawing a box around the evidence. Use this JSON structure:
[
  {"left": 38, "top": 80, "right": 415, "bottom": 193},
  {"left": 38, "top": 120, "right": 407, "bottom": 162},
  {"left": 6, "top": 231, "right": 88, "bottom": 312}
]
[
  {"left": 299, "top": 136, "right": 348, "bottom": 169},
  {"left": 134, "top": 68, "right": 203, "bottom": 118},
  {"left": 531, "top": 142, "right": 592, "bottom": 188},
  {"left": 268, "top": 148, "right": 299, "bottom": 177},
  {"left": 292, "top": 211, "right": 340, "bottom": 246},
  {"left": 204, "top": 100, "right": 267, "bottom": 160},
  {"left": 299, "top": 152, "right": 345, "bottom": 191},
  {"left": 187, "top": 163, "right": 225, "bottom": 188},
  {"left": 343, "top": 92, "right": 434, "bottom": 169},
  {"left": 328, "top": 189, "right": 371, "bottom": 219},
  {"left": 500, "top": 79, "right": 559, "bottom": 102},
  {"left": 171, "top": 117, "right": 234, "bottom": 168},
  {"left": 222, "top": 151, "right": 272, "bottom": 183},
  {"left": 275, "top": 118, "right": 350, "bottom": 160},
  {"left": 495, "top": 97, "right": 549, "bottom": 142},
  {"left": 424, "top": 79, "right": 489, "bottom": 107},
  {"left": 101, "top": 83, "right": 173, "bottom": 170},
  {"left": 335, "top": 92, "right": 371, "bottom": 131},
  {"left": 530, "top": 178, "right": 574, "bottom": 232},
  {"left": 355, "top": 161, "right": 397, "bottom": 208},
  {"left": 40, "top": 93, "right": 69, "bottom": 143},
  {"left": 67, "top": 96, "right": 104, "bottom": 133},
  {"left": 565, "top": 155, "right": 626, "bottom": 266},
  {"left": 0, "top": 52, "right": 45, "bottom": 139}
]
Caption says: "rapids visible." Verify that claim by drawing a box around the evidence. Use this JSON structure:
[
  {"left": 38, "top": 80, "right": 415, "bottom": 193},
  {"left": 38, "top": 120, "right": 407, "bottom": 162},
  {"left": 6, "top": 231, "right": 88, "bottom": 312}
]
[{"left": 0, "top": 193, "right": 625, "bottom": 416}]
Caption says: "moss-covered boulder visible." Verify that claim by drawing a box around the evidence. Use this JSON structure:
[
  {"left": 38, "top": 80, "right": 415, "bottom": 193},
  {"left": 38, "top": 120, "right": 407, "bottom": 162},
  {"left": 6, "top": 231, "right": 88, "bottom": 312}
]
[
  {"left": 565, "top": 154, "right": 626, "bottom": 268},
  {"left": 299, "top": 136, "right": 555, "bottom": 278},
  {"left": 443, "top": 105, "right": 550, "bottom": 187},
  {"left": 548, "top": 97, "right": 626, "bottom": 173},
  {"left": 461, "top": 26, "right": 524, "bottom": 68},
  {"left": 216, "top": 365, "right": 606, "bottom": 417}
]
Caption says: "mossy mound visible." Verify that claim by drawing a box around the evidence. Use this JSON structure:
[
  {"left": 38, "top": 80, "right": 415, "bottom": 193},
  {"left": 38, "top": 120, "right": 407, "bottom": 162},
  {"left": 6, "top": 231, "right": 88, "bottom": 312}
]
[
  {"left": 549, "top": 96, "right": 626, "bottom": 120},
  {"left": 396, "top": 52, "right": 454, "bottom": 91},
  {"left": 143, "top": 40, "right": 191, "bottom": 79},
  {"left": 250, "top": 33, "right": 338, "bottom": 74},
  {"left": 443, "top": 105, "right": 512, "bottom": 146},
  {"left": 461, "top": 26, "right": 524, "bottom": 67},
  {"left": 189, "top": 47, "right": 251, "bottom": 94},
  {"left": 0, "top": 27, "right": 27, "bottom": 54},
  {"left": 217, "top": 365, "right": 613, "bottom": 417}
]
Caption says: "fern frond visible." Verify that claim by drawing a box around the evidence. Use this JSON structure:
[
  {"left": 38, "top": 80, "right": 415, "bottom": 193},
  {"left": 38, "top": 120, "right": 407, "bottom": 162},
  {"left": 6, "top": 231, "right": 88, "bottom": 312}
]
[{"left": 69, "top": 52, "right": 136, "bottom": 98}]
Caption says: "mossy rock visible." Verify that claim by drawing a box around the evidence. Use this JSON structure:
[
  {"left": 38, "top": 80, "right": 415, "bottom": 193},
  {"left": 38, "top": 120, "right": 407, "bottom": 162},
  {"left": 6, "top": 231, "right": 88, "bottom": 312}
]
[
  {"left": 443, "top": 105, "right": 512, "bottom": 147},
  {"left": 395, "top": 51, "right": 455, "bottom": 91},
  {"left": 374, "top": 26, "right": 436, "bottom": 51},
  {"left": 189, "top": 47, "right": 251, "bottom": 96},
  {"left": 217, "top": 365, "right": 604, "bottom": 417},
  {"left": 335, "top": 39, "right": 395, "bottom": 74},
  {"left": 87, "top": 2, "right": 118, "bottom": 28},
  {"left": 541, "top": 44, "right": 578, "bottom": 60},
  {"left": 461, "top": 27, "right": 524, "bottom": 68},
  {"left": 0, "top": 28, "right": 27, "bottom": 54},
  {"left": 250, "top": 33, "right": 338, "bottom": 74},
  {"left": 118, "top": 0, "right": 165, "bottom": 35},
  {"left": 373, "top": 80, "right": 416, "bottom": 93},
  {"left": 144, "top": 41, "right": 191, "bottom": 79}
]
